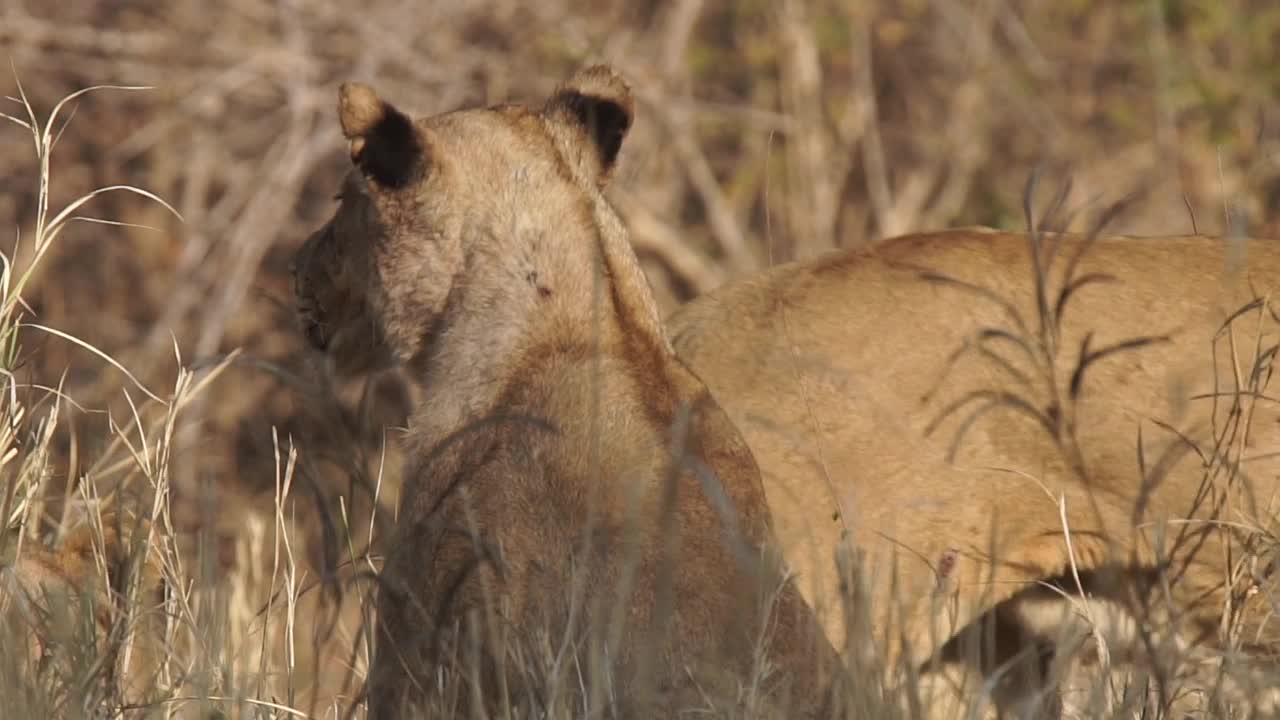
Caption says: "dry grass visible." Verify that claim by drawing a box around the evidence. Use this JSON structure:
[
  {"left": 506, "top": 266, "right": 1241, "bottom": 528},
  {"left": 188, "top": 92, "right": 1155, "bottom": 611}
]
[
  {"left": 0, "top": 0, "right": 1277, "bottom": 718},
  {"left": 0, "top": 82, "right": 370, "bottom": 718}
]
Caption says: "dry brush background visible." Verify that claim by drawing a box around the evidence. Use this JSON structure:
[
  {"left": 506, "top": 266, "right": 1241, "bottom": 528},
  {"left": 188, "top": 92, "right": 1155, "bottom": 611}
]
[{"left": 1, "top": 0, "right": 1279, "bottom": 716}]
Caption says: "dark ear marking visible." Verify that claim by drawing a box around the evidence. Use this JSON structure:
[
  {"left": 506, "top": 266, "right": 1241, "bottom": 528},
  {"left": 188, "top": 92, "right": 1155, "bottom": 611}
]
[
  {"left": 338, "top": 82, "right": 425, "bottom": 188},
  {"left": 557, "top": 92, "right": 631, "bottom": 172},
  {"left": 544, "top": 65, "right": 635, "bottom": 182}
]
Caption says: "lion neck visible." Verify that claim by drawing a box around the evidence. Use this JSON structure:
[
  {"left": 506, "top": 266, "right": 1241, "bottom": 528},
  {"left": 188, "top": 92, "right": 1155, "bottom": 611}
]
[{"left": 408, "top": 193, "right": 672, "bottom": 450}]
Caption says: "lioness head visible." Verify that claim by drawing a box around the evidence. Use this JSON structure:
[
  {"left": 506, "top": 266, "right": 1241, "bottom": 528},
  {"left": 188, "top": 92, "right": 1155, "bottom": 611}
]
[{"left": 293, "top": 66, "right": 635, "bottom": 377}]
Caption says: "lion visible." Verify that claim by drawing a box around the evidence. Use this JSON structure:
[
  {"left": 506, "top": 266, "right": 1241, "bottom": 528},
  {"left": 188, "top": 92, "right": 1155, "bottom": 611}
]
[
  {"left": 665, "top": 224, "right": 1280, "bottom": 714},
  {"left": 293, "top": 66, "right": 839, "bottom": 718},
  {"left": 0, "top": 506, "right": 162, "bottom": 710}
]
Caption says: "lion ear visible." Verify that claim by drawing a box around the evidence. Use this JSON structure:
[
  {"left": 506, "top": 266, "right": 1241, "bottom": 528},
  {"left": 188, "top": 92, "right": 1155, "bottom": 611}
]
[
  {"left": 337, "top": 82, "right": 426, "bottom": 188},
  {"left": 543, "top": 65, "right": 634, "bottom": 184}
]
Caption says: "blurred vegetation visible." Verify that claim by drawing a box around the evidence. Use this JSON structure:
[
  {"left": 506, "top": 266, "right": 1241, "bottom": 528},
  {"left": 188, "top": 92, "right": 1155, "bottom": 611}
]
[{"left": 0, "top": 0, "right": 1277, "bottom": 713}]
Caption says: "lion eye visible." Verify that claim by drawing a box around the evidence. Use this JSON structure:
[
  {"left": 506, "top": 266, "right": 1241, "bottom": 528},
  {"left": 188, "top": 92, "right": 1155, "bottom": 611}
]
[{"left": 332, "top": 192, "right": 345, "bottom": 201}]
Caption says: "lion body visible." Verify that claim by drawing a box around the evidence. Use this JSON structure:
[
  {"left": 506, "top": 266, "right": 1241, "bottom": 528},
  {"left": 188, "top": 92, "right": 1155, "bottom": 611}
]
[{"left": 668, "top": 228, "right": 1280, "bottom": 695}]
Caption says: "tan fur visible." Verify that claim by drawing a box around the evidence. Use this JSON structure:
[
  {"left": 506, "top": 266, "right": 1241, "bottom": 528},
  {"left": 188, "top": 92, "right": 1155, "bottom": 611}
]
[
  {"left": 666, "top": 229, "right": 1280, "bottom": 713},
  {"left": 339, "top": 82, "right": 386, "bottom": 138},
  {"left": 294, "top": 66, "right": 837, "bottom": 718},
  {"left": 1, "top": 509, "right": 161, "bottom": 697}
]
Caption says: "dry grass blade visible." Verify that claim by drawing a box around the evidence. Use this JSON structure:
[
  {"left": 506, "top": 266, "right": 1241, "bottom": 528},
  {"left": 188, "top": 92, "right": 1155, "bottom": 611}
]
[
  {"left": 0, "top": 110, "right": 33, "bottom": 130},
  {"left": 19, "top": 323, "right": 165, "bottom": 404},
  {"left": 1053, "top": 272, "right": 1118, "bottom": 324},
  {"left": 42, "top": 184, "right": 182, "bottom": 239},
  {"left": 925, "top": 388, "right": 1057, "bottom": 462},
  {"left": 1069, "top": 333, "right": 1173, "bottom": 401},
  {"left": 1056, "top": 189, "right": 1145, "bottom": 303},
  {"left": 1022, "top": 168, "right": 1055, "bottom": 347},
  {"left": 918, "top": 271, "right": 1030, "bottom": 338}
]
